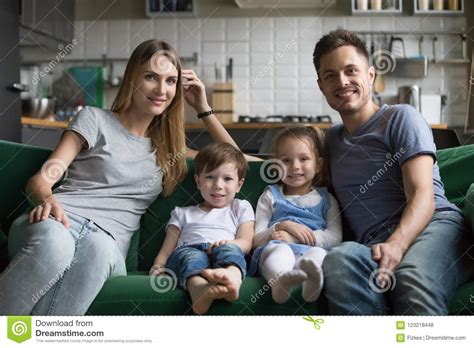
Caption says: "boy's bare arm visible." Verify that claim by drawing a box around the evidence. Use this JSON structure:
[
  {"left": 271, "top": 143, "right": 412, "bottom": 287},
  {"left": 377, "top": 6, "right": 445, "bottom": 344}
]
[
  {"left": 230, "top": 220, "right": 255, "bottom": 254},
  {"left": 150, "top": 225, "right": 181, "bottom": 274}
]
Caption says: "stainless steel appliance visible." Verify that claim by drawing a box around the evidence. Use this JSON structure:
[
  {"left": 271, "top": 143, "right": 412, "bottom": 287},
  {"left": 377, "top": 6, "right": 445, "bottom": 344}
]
[{"left": 398, "top": 85, "right": 421, "bottom": 112}]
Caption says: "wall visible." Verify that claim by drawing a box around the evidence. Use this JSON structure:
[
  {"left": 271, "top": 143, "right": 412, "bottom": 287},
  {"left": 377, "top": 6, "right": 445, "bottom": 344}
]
[{"left": 21, "top": 1, "right": 469, "bottom": 126}]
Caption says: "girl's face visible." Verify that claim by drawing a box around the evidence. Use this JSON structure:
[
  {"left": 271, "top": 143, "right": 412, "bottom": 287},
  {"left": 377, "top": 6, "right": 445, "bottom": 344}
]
[
  {"left": 277, "top": 136, "right": 320, "bottom": 195},
  {"left": 132, "top": 55, "right": 179, "bottom": 117}
]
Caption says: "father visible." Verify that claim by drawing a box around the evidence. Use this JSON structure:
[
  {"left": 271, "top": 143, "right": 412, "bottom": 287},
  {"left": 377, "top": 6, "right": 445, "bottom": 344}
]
[{"left": 313, "top": 29, "right": 473, "bottom": 314}]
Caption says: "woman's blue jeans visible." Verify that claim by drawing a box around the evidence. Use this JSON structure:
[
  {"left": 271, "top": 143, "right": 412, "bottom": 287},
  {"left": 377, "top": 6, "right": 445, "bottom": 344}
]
[
  {"left": 322, "top": 210, "right": 474, "bottom": 315},
  {"left": 0, "top": 211, "right": 126, "bottom": 315}
]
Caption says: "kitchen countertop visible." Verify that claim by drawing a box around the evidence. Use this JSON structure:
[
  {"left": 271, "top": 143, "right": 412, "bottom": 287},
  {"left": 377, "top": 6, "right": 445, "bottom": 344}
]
[{"left": 21, "top": 117, "right": 449, "bottom": 130}]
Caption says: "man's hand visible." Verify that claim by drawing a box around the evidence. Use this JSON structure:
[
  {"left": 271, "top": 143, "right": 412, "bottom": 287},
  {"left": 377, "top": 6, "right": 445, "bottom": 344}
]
[
  {"left": 371, "top": 240, "right": 405, "bottom": 288},
  {"left": 277, "top": 221, "right": 315, "bottom": 245},
  {"left": 270, "top": 230, "right": 299, "bottom": 244}
]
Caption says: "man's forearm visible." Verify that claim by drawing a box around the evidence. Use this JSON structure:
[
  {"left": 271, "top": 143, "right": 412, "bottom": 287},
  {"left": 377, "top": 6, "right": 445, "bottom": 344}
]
[{"left": 387, "top": 189, "right": 435, "bottom": 253}]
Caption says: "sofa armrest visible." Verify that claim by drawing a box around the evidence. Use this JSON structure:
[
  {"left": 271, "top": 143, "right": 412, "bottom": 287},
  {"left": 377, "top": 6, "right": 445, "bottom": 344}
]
[{"left": 464, "top": 184, "right": 474, "bottom": 233}]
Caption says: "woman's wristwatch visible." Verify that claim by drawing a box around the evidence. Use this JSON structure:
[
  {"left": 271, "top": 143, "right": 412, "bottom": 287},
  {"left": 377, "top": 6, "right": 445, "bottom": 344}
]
[{"left": 197, "top": 109, "right": 214, "bottom": 119}]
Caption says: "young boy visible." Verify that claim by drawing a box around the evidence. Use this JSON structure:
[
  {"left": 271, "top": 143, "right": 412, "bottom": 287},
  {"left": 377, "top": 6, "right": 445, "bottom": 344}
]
[{"left": 149, "top": 143, "right": 255, "bottom": 314}]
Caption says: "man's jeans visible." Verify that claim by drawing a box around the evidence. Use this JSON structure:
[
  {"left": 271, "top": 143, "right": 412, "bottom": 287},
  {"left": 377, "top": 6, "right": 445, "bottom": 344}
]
[
  {"left": 166, "top": 242, "right": 247, "bottom": 290},
  {"left": 0, "top": 211, "right": 126, "bottom": 315},
  {"left": 322, "top": 210, "right": 474, "bottom": 315}
]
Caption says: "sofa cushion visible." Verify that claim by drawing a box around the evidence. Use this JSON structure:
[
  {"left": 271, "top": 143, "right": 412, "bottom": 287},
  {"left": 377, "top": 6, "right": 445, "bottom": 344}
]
[
  {"left": 437, "top": 144, "right": 474, "bottom": 209},
  {"left": 88, "top": 272, "right": 326, "bottom": 315},
  {"left": 0, "top": 228, "right": 8, "bottom": 273}
]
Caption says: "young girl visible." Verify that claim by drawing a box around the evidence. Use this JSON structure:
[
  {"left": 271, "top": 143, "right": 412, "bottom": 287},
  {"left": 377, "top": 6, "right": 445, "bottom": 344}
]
[
  {"left": 0, "top": 39, "right": 242, "bottom": 315},
  {"left": 252, "top": 126, "right": 342, "bottom": 304}
]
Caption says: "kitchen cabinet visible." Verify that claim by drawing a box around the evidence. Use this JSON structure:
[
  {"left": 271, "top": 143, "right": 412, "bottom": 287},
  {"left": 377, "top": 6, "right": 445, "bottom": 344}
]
[
  {"left": 351, "top": 0, "right": 402, "bottom": 14},
  {"left": 413, "top": 0, "right": 464, "bottom": 15},
  {"left": 0, "top": 0, "right": 21, "bottom": 142},
  {"left": 22, "top": 124, "right": 64, "bottom": 150},
  {"left": 146, "top": 0, "right": 196, "bottom": 17},
  {"left": 19, "top": 0, "right": 75, "bottom": 47}
]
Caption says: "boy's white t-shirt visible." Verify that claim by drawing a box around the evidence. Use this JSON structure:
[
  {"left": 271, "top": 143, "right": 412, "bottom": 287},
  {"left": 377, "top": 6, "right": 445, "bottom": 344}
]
[{"left": 167, "top": 199, "right": 255, "bottom": 248}]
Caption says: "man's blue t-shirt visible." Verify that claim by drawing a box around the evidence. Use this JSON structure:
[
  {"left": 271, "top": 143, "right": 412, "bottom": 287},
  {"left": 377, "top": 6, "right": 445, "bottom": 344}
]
[{"left": 327, "top": 104, "right": 458, "bottom": 244}]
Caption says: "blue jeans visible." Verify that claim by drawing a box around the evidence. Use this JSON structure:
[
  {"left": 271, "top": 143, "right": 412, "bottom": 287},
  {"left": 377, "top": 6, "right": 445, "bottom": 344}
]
[
  {"left": 166, "top": 242, "right": 247, "bottom": 290},
  {"left": 0, "top": 211, "right": 126, "bottom": 315},
  {"left": 322, "top": 210, "right": 474, "bottom": 315}
]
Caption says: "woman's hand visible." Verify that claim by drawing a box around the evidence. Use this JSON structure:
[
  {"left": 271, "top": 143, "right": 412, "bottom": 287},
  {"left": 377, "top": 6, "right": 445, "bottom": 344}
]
[
  {"left": 277, "top": 221, "right": 315, "bottom": 246},
  {"left": 270, "top": 230, "right": 299, "bottom": 243},
  {"left": 182, "top": 69, "right": 211, "bottom": 114},
  {"left": 29, "top": 196, "right": 70, "bottom": 228}
]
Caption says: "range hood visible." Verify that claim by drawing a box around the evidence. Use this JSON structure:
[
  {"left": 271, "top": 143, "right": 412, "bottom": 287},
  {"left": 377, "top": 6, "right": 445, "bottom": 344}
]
[{"left": 235, "top": 0, "right": 336, "bottom": 8}]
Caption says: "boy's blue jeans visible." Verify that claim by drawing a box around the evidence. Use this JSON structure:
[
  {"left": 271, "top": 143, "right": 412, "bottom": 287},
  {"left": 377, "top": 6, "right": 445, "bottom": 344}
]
[
  {"left": 0, "top": 211, "right": 126, "bottom": 315},
  {"left": 166, "top": 242, "right": 247, "bottom": 290},
  {"left": 322, "top": 210, "right": 474, "bottom": 315}
]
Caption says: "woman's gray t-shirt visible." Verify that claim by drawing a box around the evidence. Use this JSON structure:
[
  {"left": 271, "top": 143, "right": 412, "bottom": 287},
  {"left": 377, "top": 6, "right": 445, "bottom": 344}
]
[{"left": 53, "top": 106, "right": 163, "bottom": 257}]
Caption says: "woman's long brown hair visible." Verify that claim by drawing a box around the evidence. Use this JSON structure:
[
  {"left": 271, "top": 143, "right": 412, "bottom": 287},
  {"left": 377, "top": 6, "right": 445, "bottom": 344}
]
[{"left": 111, "top": 40, "right": 187, "bottom": 197}]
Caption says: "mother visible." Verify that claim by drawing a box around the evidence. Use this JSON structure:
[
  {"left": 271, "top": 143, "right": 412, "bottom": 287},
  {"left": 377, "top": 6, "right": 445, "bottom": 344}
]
[{"left": 0, "top": 39, "right": 239, "bottom": 315}]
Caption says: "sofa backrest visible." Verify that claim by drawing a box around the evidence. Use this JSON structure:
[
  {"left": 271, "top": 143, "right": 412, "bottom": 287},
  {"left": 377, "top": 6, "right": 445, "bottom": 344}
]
[{"left": 1, "top": 140, "right": 473, "bottom": 272}]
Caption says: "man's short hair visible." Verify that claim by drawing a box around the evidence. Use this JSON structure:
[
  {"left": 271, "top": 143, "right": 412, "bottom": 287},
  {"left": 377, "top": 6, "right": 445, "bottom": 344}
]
[
  {"left": 194, "top": 143, "right": 248, "bottom": 179},
  {"left": 313, "top": 29, "right": 369, "bottom": 76}
]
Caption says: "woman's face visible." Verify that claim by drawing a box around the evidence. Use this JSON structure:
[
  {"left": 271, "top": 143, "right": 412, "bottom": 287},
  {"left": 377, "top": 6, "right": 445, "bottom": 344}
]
[{"left": 132, "top": 55, "right": 179, "bottom": 117}]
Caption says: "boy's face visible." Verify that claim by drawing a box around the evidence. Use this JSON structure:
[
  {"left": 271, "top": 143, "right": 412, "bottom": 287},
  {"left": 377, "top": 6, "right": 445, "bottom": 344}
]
[{"left": 195, "top": 162, "right": 244, "bottom": 209}]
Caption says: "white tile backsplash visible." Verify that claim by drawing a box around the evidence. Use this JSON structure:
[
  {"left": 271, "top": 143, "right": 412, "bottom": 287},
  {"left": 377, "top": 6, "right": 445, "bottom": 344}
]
[
  {"left": 154, "top": 19, "right": 178, "bottom": 46},
  {"left": 275, "top": 89, "right": 297, "bottom": 102},
  {"left": 250, "top": 18, "right": 273, "bottom": 42},
  {"left": 274, "top": 18, "right": 297, "bottom": 40},
  {"left": 202, "top": 18, "right": 225, "bottom": 41},
  {"left": 250, "top": 41, "right": 273, "bottom": 53},
  {"left": 226, "top": 18, "right": 250, "bottom": 42},
  {"left": 251, "top": 90, "right": 274, "bottom": 102},
  {"left": 107, "top": 20, "right": 130, "bottom": 59},
  {"left": 298, "top": 18, "right": 322, "bottom": 43},
  {"left": 275, "top": 78, "right": 297, "bottom": 90},
  {"left": 82, "top": 20, "right": 106, "bottom": 59},
  {"left": 51, "top": 15, "right": 467, "bottom": 126},
  {"left": 178, "top": 19, "right": 201, "bottom": 41}
]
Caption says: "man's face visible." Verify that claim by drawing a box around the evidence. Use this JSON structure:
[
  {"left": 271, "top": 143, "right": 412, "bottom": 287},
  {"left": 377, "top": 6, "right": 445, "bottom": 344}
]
[{"left": 317, "top": 45, "right": 375, "bottom": 115}]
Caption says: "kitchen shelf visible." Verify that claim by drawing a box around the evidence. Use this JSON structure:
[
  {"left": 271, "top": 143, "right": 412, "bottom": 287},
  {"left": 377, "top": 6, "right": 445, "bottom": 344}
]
[
  {"left": 413, "top": 0, "right": 464, "bottom": 15},
  {"left": 185, "top": 122, "right": 333, "bottom": 130},
  {"left": 146, "top": 0, "right": 196, "bottom": 17},
  {"left": 431, "top": 59, "right": 470, "bottom": 64},
  {"left": 351, "top": 0, "right": 402, "bottom": 15},
  {"left": 21, "top": 117, "right": 69, "bottom": 129}
]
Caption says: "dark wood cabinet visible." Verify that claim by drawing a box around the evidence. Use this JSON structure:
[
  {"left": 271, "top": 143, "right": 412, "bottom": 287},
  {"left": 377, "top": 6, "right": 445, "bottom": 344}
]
[
  {"left": 19, "top": 0, "right": 75, "bottom": 47},
  {"left": 0, "top": 0, "right": 21, "bottom": 142}
]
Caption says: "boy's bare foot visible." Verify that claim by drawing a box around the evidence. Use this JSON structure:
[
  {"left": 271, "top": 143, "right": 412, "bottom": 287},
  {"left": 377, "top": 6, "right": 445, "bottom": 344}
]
[
  {"left": 271, "top": 269, "right": 307, "bottom": 304},
  {"left": 187, "top": 276, "right": 214, "bottom": 315},
  {"left": 201, "top": 266, "right": 242, "bottom": 302}
]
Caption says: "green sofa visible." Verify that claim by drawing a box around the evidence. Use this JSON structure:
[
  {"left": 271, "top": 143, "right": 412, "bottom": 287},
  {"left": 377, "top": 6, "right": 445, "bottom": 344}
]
[{"left": 1, "top": 140, "right": 473, "bottom": 315}]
